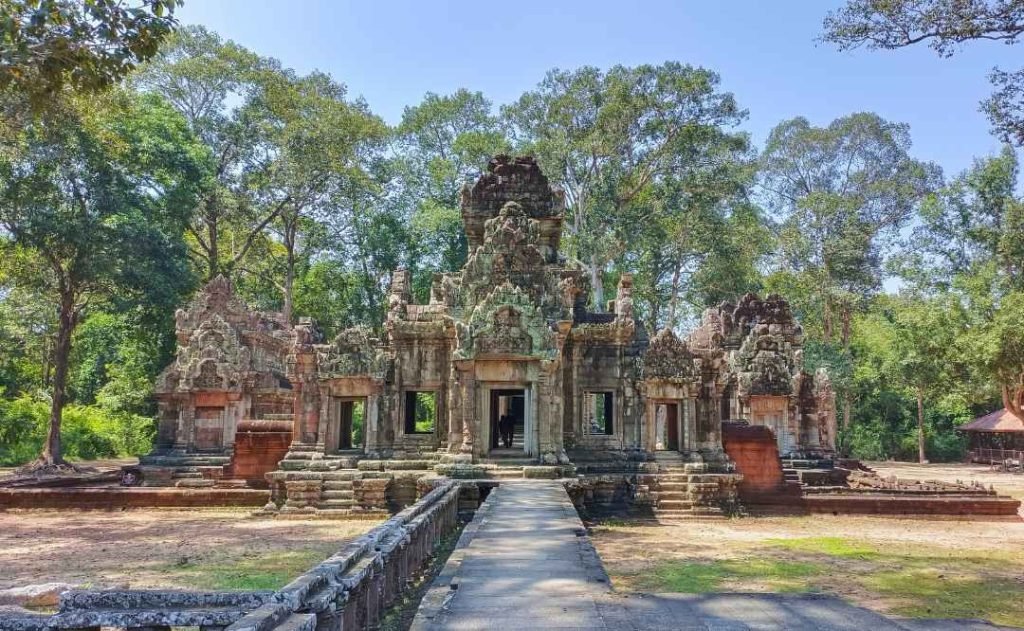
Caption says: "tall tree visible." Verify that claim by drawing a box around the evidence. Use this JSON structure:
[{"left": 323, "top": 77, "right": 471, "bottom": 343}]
[
  {"left": 885, "top": 294, "right": 963, "bottom": 462},
  {"left": 241, "top": 70, "right": 385, "bottom": 323},
  {"left": 1, "top": 0, "right": 180, "bottom": 105},
  {"left": 907, "top": 148, "right": 1024, "bottom": 418},
  {"left": 822, "top": 0, "right": 1024, "bottom": 145},
  {"left": 395, "top": 89, "right": 509, "bottom": 291},
  {"left": 0, "top": 89, "right": 207, "bottom": 468},
  {"left": 504, "top": 62, "right": 748, "bottom": 310},
  {"left": 134, "top": 26, "right": 276, "bottom": 282},
  {"left": 760, "top": 113, "right": 940, "bottom": 431}
]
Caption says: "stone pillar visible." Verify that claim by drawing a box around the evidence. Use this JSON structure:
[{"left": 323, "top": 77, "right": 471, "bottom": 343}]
[
  {"left": 173, "top": 402, "right": 191, "bottom": 451},
  {"left": 178, "top": 404, "right": 196, "bottom": 451},
  {"left": 446, "top": 364, "right": 463, "bottom": 452},
  {"left": 685, "top": 398, "right": 697, "bottom": 452},
  {"left": 288, "top": 335, "right": 321, "bottom": 447},
  {"left": 456, "top": 361, "right": 476, "bottom": 455},
  {"left": 365, "top": 393, "right": 380, "bottom": 454}
]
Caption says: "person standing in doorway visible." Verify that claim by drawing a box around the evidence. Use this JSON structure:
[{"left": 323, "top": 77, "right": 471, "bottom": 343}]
[{"left": 499, "top": 413, "right": 512, "bottom": 448}]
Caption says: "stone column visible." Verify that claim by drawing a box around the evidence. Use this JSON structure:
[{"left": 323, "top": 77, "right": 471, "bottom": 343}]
[
  {"left": 173, "top": 400, "right": 191, "bottom": 451},
  {"left": 456, "top": 361, "right": 476, "bottom": 456},
  {"left": 287, "top": 340, "right": 321, "bottom": 448},
  {"left": 446, "top": 364, "right": 463, "bottom": 452}
]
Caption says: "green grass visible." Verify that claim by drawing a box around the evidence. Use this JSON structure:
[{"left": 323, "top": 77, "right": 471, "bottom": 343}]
[
  {"left": 863, "top": 568, "right": 1024, "bottom": 626},
  {"left": 765, "top": 536, "right": 878, "bottom": 560},
  {"left": 639, "top": 558, "right": 823, "bottom": 593},
  {"left": 159, "top": 550, "right": 327, "bottom": 591},
  {"left": 613, "top": 535, "right": 1024, "bottom": 627},
  {"left": 764, "top": 536, "right": 1024, "bottom": 627}
]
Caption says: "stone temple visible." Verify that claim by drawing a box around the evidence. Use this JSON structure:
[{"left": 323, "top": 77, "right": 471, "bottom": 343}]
[{"left": 140, "top": 155, "right": 836, "bottom": 516}]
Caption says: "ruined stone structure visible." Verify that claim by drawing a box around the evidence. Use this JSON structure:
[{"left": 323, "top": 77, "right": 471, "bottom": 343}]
[
  {"left": 138, "top": 155, "right": 837, "bottom": 515},
  {"left": 140, "top": 276, "right": 296, "bottom": 486}
]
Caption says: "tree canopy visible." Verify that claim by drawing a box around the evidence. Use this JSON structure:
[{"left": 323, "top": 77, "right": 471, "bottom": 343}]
[
  {"left": 1, "top": 0, "right": 180, "bottom": 105},
  {"left": 823, "top": 0, "right": 1024, "bottom": 145}
]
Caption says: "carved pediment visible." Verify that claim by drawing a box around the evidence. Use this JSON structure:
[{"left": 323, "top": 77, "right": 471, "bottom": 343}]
[
  {"left": 317, "top": 326, "right": 390, "bottom": 379},
  {"left": 642, "top": 328, "right": 700, "bottom": 382},
  {"left": 461, "top": 202, "right": 554, "bottom": 308},
  {"left": 475, "top": 305, "right": 533, "bottom": 356},
  {"left": 455, "top": 282, "right": 555, "bottom": 360},
  {"left": 733, "top": 324, "right": 796, "bottom": 397},
  {"left": 160, "top": 314, "right": 248, "bottom": 392}
]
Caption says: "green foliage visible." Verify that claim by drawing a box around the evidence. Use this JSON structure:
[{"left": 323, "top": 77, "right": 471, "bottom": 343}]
[
  {"left": 822, "top": 0, "right": 1024, "bottom": 146},
  {"left": 505, "top": 62, "right": 753, "bottom": 317},
  {"left": 395, "top": 89, "right": 509, "bottom": 293},
  {"left": 0, "top": 85, "right": 205, "bottom": 462},
  {"left": 0, "top": 0, "right": 180, "bottom": 104},
  {"left": 0, "top": 394, "right": 154, "bottom": 466},
  {"left": 412, "top": 392, "right": 436, "bottom": 434}
]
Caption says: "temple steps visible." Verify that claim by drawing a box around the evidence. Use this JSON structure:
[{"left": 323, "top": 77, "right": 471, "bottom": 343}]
[
  {"left": 321, "top": 490, "right": 355, "bottom": 500},
  {"left": 140, "top": 454, "right": 232, "bottom": 467},
  {"left": 656, "top": 507, "right": 725, "bottom": 519},
  {"left": 318, "top": 473, "right": 357, "bottom": 509},
  {"left": 317, "top": 499, "right": 356, "bottom": 509},
  {"left": 321, "top": 471, "right": 361, "bottom": 482}
]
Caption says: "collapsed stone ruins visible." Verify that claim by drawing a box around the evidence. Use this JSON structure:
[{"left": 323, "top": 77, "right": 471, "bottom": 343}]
[{"left": 133, "top": 155, "right": 842, "bottom": 517}]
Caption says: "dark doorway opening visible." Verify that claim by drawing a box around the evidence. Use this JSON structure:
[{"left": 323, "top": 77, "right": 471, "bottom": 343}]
[
  {"left": 338, "top": 399, "right": 365, "bottom": 451},
  {"left": 490, "top": 388, "right": 525, "bottom": 452}
]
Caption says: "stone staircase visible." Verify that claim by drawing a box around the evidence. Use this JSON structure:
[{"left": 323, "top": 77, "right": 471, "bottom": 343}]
[
  {"left": 646, "top": 452, "right": 740, "bottom": 519},
  {"left": 137, "top": 451, "right": 234, "bottom": 487},
  {"left": 316, "top": 470, "right": 358, "bottom": 513}
]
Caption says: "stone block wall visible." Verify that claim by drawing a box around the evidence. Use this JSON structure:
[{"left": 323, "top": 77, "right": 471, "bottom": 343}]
[{"left": 226, "top": 419, "right": 292, "bottom": 488}]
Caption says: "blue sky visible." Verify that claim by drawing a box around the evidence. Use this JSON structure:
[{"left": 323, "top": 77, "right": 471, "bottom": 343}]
[{"left": 178, "top": 0, "right": 1019, "bottom": 179}]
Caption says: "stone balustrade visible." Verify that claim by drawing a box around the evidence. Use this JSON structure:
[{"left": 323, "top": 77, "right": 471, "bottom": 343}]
[{"left": 0, "top": 480, "right": 462, "bottom": 631}]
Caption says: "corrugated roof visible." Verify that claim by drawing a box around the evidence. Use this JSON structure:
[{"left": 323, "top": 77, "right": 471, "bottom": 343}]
[{"left": 960, "top": 408, "right": 1024, "bottom": 433}]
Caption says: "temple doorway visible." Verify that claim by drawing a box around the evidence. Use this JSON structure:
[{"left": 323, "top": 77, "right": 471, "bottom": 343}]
[
  {"left": 489, "top": 388, "right": 525, "bottom": 453},
  {"left": 654, "top": 402, "right": 679, "bottom": 451},
  {"left": 336, "top": 398, "right": 365, "bottom": 451}
]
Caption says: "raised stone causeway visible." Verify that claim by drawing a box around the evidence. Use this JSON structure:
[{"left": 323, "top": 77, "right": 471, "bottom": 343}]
[{"left": 411, "top": 480, "right": 1011, "bottom": 631}]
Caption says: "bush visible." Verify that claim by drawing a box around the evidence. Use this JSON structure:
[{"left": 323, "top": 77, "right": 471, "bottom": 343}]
[{"left": 0, "top": 394, "right": 155, "bottom": 466}]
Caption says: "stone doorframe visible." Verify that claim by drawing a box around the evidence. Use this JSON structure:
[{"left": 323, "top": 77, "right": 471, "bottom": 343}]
[
  {"left": 645, "top": 397, "right": 696, "bottom": 453},
  {"left": 321, "top": 396, "right": 367, "bottom": 454},
  {"left": 478, "top": 381, "right": 538, "bottom": 459}
]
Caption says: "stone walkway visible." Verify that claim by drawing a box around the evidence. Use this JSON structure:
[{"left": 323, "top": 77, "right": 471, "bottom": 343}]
[{"left": 411, "top": 480, "right": 1009, "bottom": 630}]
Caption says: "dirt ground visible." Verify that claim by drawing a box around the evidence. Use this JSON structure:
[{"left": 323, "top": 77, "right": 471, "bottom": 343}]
[
  {"left": 590, "top": 462, "right": 1024, "bottom": 626},
  {"left": 0, "top": 457, "right": 137, "bottom": 479},
  {"left": 0, "top": 509, "right": 380, "bottom": 591}
]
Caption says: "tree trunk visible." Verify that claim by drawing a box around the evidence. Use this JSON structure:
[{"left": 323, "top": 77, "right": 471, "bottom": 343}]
[
  {"left": 840, "top": 303, "right": 852, "bottom": 430},
  {"left": 822, "top": 295, "right": 833, "bottom": 344},
  {"left": 1002, "top": 383, "right": 1023, "bottom": 417},
  {"left": 283, "top": 259, "right": 294, "bottom": 325},
  {"left": 667, "top": 265, "right": 682, "bottom": 330},
  {"left": 282, "top": 219, "right": 296, "bottom": 325},
  {"left": 916, "top": 387, "right": 927, "bottom": 464},
  {"left": 40, "top": 288, "right": 76, "bottom": 466},
  {"left": 590, "top": 254, "right": 604, "bottom": 312},
  {"left": 207, "top": 215, "right": 219, "bottom": 281}
]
